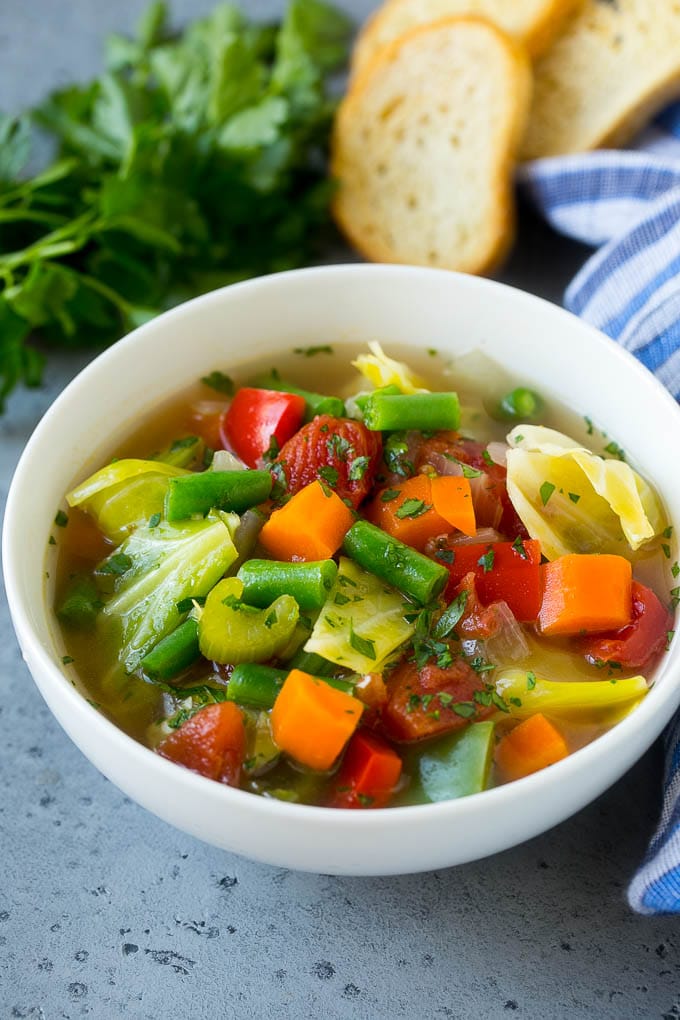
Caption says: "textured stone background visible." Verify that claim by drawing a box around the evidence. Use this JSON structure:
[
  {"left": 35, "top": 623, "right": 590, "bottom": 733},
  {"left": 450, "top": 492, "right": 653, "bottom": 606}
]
[{"left": 1, "top": 2, "right": 679, "bottom": 1017}]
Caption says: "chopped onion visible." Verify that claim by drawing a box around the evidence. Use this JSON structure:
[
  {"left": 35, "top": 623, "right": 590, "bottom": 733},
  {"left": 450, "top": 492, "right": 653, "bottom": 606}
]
[
  {"left": 483, "top": 602, "right": 529, "bottom": 663},
  {"left": 445, "top": 527, "right": 502, "bottom": 547},
  {"left": 211, "top": 449, "right": 246, "bottom": 472},
  {"left": 485, "top": 442, "right": 509, "bottom": 467}
]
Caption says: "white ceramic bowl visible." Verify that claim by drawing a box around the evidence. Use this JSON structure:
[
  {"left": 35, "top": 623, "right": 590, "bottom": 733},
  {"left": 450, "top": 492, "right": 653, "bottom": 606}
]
[{"left": 4, "top": 265, "right": 680, "bottom": 875}]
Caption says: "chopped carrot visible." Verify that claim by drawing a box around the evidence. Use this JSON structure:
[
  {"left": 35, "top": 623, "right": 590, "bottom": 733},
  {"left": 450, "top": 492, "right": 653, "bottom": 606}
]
[
  {"left": 271, "top": 669, "right": 363, "bottom": 771},
  {"left": 368, "top": 474, "right": 474, "bottom": 550},
  {"left": 538, "top": 553, "right": 632, "bottom": 636},
  {"left": 495, "top": 713, "right": 568, "bottom": 782},
  {"left": 259, "top": 480, "right": 354, "bottom": 561},
  {"left": 430, "top": 475, "right": 476, "bottom": 536}
]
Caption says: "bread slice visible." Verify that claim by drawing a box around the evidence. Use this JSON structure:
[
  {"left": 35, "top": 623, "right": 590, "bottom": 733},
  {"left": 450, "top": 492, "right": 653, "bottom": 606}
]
[
  {"left": 351, "top": 0, "right": 581, "bottom": 74},
  {"left": 523, "top": 0, "right": 680, "bottom": 158},
  {"left": 332, "top": 17, "right": 532, "bottom": 275}
]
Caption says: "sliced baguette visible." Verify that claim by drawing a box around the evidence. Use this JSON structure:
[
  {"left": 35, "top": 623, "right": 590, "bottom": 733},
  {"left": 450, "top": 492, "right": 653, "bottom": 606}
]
[
  {"left": 352, "top": 0, "right": 581, "bottom": 75},
  {"left": 332, "top": 17, "right": 532, "bottom": 276},
  {"left": 523, "top": 0, "right": 680, "bottom": 158}
]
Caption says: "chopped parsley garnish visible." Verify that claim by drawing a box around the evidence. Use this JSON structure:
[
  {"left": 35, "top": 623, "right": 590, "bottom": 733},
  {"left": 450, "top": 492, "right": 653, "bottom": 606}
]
[
  {"left": 269, "top": 461, "right": 288, "bottom": 502},
  {"left": 54, "top": 509, "right": 68, "bottom": 528},
  {"left": 508, "top": 696, "right": 522, "bottom": 708},
  {"left": 568, "top": 492, "right": 581, "bottom": 504},
  {"left": 539, "top": 481, "right": 556, "bottom": 506},
  {"left": 357, "top": 793, "right": 374, "bottom": 807},
  {"left": 671, "top": 587, "right": 680, "bottom": 609},
  {"left": 433, "top": 590, "right": 469, "bottom": 639},
  {"left": 334, "top": 592, "right": 351, "bottom": 606},
  {"left": 512, "top": 535, "right": 528, "bottom": 559},
  {"left": 61, "top": 655, "right": 75, "bottom": 665},
  {"left": 662, "top": 544, "right": 672, "bottom": 559},
  {"left": 427, "top": 348, "right": 438, "bottom": 356},
  {"left": 201, "top": 371, "right": 234, "bottom": 395},
  {"left": 294, "top": 345, "right": 333, "bottom": 357},
  {"left": 584, "top": 415, "right": 594, "bottom": 435},
  {"left": 48, "top": 535, "right": 56, "bottom": 546},
  {"left": 148, "top": 513, "right": 161, "bottom": 529},
  {"left": 99, "top": 552, "right": 133, "bottom": 576},
  {"left": 482, "top": 450, "right": 494, "bottom": 466},
  {"left": 667, "top": 630, "right": 675, "bottom": 651},
  {"left": 604, "top": 440, "right": 626, "bottom": 461},
  {"left": 318, "top": 465, "right": 339, "bottom": 487},
  {"left": 477, "top": 549, "right": 495, "bottom": 573},
  {"left": 262, "top": 436, "right": 280, "bottom": 463},
  {"left": 349, "top": 456, "right": 369, "bottom": 481},
  {"left": 383, "top": 433, "right": 414, "bottom": 478},
  {"left": 451, "top": 702, "right": 476, "bottom": 719},
  {"left": 381, "top": 489, "right": 400, "bottom": 502},
  {"left": 176, "top": 595, "right": 206, "bottom": 614},
  {"left": 526, "top": 671, "right": 536, "bottom": 691},
  {"left": 673, "top": 562, "right": 680, "bottom": 579},
  {"left": 326, "top": 434, "right": 351, "bottom": 460},
  {"left": 395, "top": 498, "right": 431, "bottom": 520},
  {"left": 434, "top": 546, "right": 454, "bottom": 564},
  {"left": 664, "top": 526, "right": 674, "bottom": 539},
  {"left": 170, "top": 436, "right": 198, "bottom": 453},
  {"left": 348, "top": 620, "right": 376, "bottom": 661}
]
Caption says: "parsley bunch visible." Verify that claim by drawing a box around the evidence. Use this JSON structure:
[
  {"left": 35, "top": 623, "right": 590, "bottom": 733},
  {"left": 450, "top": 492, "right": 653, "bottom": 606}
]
[{"left": 0, "top": 0, "right": 352, "bottom": 409}]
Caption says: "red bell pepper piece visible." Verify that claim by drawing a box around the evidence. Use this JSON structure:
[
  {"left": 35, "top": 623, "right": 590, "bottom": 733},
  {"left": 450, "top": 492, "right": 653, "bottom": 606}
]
[
  {"left": 439, "top": 538, "right": 542, "bottom": 622},
  {"left": 327, "top": 730, "right": 402, "bottom": 809},
  {"left": 157, "top": 702, "right": 245, "bottom": 787},
  {"left": 220, "top": 387, "right": 306, "bottom": 468},
  {"left": 580, "top": 581, "right": 673, "bottom": 671}
]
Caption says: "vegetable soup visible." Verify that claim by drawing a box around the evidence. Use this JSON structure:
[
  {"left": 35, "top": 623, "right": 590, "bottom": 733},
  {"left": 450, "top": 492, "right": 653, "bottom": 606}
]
[{"left": 52, "top": 343, "right": 676, "bottom": 808}]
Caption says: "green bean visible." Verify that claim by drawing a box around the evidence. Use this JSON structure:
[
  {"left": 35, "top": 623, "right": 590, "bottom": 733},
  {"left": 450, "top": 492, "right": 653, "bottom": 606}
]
[
  {"left": 227, "top": 662, "right": 354, "bottom": 710},
  {"left": 363, "top": 391, "right": 460, "bottom": 431},
  {"left": 227, "top": 664, "right": 287, "bottom": 709},
  {"left": 353, "top": 384, "right": 402, "bottom": 415},
  {"left": 342, "top": 520, "right": 448, "bottom": 605},
  {"left": 285, "top": 648, "right": 339, "bottom": 677},
  {"left": 496, "top": 387, "right": 544, "bottom": 422},
  {"left": 237, "top": 559, "right": 338, "bottom": 611},
  {"left": 140, "top": 619, "right": 200, "bottom": 681},
  {"left": 252, "top": 371, "right": 345, "bottom": 420},
  {"left": 165, "top": 469, "right": 272, "bottom": 520}
]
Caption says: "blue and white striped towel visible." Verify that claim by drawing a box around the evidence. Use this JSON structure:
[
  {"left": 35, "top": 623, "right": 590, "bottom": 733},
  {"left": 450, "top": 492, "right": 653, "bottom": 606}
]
[{"left": 521, "top": 104, "right": 680, "bottom": 913}]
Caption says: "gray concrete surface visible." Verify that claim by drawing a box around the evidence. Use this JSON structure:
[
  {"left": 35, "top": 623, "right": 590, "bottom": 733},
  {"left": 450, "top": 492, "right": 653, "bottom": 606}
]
[{"left": 1, "top": 2, "right": 680, "bottom": 1018}]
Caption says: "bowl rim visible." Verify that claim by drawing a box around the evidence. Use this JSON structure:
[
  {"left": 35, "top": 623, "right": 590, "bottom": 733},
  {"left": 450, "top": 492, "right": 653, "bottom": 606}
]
[{"left": 3, "top": 263, "right": 680, "bottom": 841}]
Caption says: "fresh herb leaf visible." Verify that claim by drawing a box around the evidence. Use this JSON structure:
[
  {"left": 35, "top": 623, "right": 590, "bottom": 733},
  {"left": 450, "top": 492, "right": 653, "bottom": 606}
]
[
  {"left": 381, "top": 488, "right": 400, "bottom": 502},
  {"left": 526, "top": 671, "right": 536, "bottom": 690},
  {"left": 395, "top": 498, "right": 430, "bottom": 520},
  {"left": 98, "top": 552, "right": 133, "bottom": 576},
  {"left": 294, "top": 344, "right": 333, "bottom": 357},
  {"left": 539, "top": 481, "right": 555, "bottom": 506},
  {"left": 54, "top": 509, "right": 69, "bottom": 527},
  {"left": 568, "top": 492, "right": 581, "bottom": 504},
  {"left": 433, "top": 590, "right": 468, "bottom": 639},
  {"left": 348, "top": 620, "right": 376, "bottom": 661},
  {"left": 318, "top": 465, "right": 339, "bottom": 486},
  {"left": 148, "top": 512, "right": 161, "bottom": 528},
  {"left": 477, "top": 549, "right": 495, "bottom": 573},
  {"left": 511, "top": 535, "right": 527, "bottom": 559},
  {"left": 349, "top": 456, "right": 369, "bottom": 481},
  {"left": 604, "top": 441, "right": 626, "bottom": 462}
]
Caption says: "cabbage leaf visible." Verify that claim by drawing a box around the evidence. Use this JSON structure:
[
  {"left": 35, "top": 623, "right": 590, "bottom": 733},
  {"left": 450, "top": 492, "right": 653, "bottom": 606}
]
[{"left": 505, "top": 426, "right": 665, "bottom": 560}]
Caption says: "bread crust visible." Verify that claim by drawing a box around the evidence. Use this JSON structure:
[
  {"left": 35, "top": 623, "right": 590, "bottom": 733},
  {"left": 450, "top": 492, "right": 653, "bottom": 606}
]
[
  {"left": 332, "top": 17, "right": 532, "bottom": 276},
  {"left": 351, "top": 0, "right": 582, "bottom": 76},
  {"left": 522, "top": 0, "right": 680, "bottom": 158}
]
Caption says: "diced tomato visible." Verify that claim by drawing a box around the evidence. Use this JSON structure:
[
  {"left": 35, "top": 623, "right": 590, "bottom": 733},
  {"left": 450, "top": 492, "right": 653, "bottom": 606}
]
[
  {"left": 580, "top": 581, "right": 673, "bottom": 670},
  {"left": 220, "top": 388, "right": 306, "bottom": 468},
  {"left": 435, "top": 538, "right": 542, "bottom": 622},
  {"left": 273, "top": 414, "right": 382, "bottom": 509},
  {"left": 157, "top": 702, "right": 245, "bottom": 786},
  {"left": 327, "top": 730, "right": 403, "bottom": 809},
  {"left": 382, "top": 658, "right": 492, "bottom": 742}
]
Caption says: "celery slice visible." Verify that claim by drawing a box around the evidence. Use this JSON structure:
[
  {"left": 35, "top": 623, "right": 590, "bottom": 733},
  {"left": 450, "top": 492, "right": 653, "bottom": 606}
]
[
  {"left": 198, "top": 577, "right": 299, "bottom": 665},
  {"left": 304, "top": 556, "right": 416, "bottom": 673}
]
